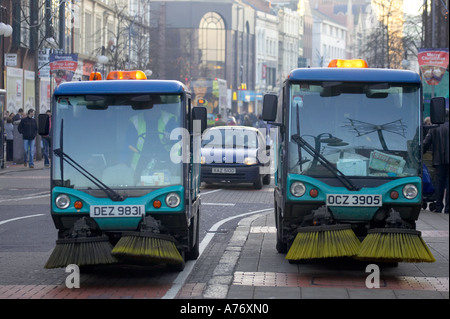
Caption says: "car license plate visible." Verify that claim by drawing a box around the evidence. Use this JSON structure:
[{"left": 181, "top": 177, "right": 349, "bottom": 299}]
[
  {"left": 326, "top": 194, "right": 382, "bottom": 207},
  {"left": 212, "top": 167, "right": 236, "bottom": 174},
  {"left": 90, "top": 205, "right": 145, "bottom": 218}
]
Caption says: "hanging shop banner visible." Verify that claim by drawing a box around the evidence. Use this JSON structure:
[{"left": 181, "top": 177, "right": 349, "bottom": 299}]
[
  {"left": 23, "top": 70, "right": 35, "bottom": 111},
  {"left": 6, "top": 67, "right": 23, "bottom": 114},
  {"left": 49, "top": 53, "right": 78, "bottom": 87},
  {"left": 418, "top": 48, "right": 449, "bottom": 86}
]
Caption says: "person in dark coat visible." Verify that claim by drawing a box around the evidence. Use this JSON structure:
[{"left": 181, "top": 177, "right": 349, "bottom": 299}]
[
  {"left": 18, "top": 109, "right": 38, "bottom": 168},
  {"left": 423, "top": 109, "right": 449, "bottom": 214}
]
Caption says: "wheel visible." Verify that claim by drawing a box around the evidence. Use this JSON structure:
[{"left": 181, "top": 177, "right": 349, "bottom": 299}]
[
  {"left": 186, "top": 211, "right": 200, "bottom": 260},
  {"left": 275, "top": 206, "right": 287, "bottom": 253},
  {"left": 253, "top": 175, "right": 263, "bottom": 189},
  {"left": 263, "top": 174, "right": 271, "bottom": 185}
]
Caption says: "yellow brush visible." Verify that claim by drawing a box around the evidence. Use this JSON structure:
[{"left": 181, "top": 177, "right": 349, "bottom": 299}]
[
  {"left": 357, "top": 228, "right": 435, "bottom": 263},
  {"left": 286, "top": 224, "right": 360, "bottom": 261},
  {"left": 45, "top": 236, "right": 117, "bottom": 269},
  {"left": 112, "top": 232, "right": 184, "bottom": 265}
]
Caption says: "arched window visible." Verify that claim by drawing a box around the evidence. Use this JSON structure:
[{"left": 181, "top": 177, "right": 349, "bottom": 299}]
[{"left": 198, "top": 12, "right": 226, "bottom": 77}]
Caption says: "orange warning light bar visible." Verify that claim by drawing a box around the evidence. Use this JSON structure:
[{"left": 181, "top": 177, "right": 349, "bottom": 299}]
[
  {"left": 106, "top": 70, "right": 147, "bottom": 80},
  {"left": 328, "top": 59, "right": 368, "bottom": 68},
  {"left": 89, "top": 72, "right": 102, "bottom": 81}
]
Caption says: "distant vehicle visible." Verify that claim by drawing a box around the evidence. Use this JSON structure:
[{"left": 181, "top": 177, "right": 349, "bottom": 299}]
[
  {"left": 227, "top": 116, "right": 237, "bottom": 126},
  {"left": 207, "top": 113, "right": 216, "bottom": 127},
  {"left": 201, "top": 126, "right": 271, "bottom": 189}
]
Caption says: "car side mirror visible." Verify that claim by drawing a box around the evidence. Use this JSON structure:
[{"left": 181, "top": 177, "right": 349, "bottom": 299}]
[
  {"left": 262, "top": 94, "right": 278, "bottom": 122},
  {"left": 429, "top": 97, "right": 446, "bottom": 125},
  {"left": 192, "top": 106, "right": 207, "bottom": 134},
  {"left": 38, "top": 114, "right": 50, "bottom": 136}
]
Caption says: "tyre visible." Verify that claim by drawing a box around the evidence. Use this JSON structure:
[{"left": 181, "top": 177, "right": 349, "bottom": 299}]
[
  {"left": 253, "top": 175, "right": 263, "bottom": 189},
  {"left": 186, "top": 212, "right": 200, "bottom": 260}
]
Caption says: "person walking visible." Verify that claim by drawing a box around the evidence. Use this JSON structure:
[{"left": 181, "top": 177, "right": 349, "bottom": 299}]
[
  {"left": 18, "top": 109, "right": 38, "bottom": 168},
  {"left": 5, "top": 117, "right": 14, "bottom": 162},
  {"left": 423, "top": 109, "right": 449, "bottom": 214}
]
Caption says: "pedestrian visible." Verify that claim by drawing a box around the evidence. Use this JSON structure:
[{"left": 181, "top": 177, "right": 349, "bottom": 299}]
[
  {"left": 215, "top": 113, "right": 227, "bottom": 126},
  {"left": 243, "top": 115, "right": 252, "bottom": 127},
  {"left": 5, "top": 117, "right": 14, "bottom": 162},
  {"left": 255, "top": 115, "right": 267, "bottom": 130},
  {"left": 18, "top": 109, "right": 38, "bottom": 168},
  {"left": 12, "top": 108, "right": 24, "bottom": 123},
  {"left": 41, "top": 110, "right": 52, "bottom": 167},
  {"left": 423, "top": 108, "right": 449, "bottom": 214}
]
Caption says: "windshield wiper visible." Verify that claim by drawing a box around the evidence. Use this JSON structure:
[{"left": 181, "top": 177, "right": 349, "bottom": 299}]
[
  {"left": 55, "top": 118, "right": 124, "bottom": 202},
  {"left": 291, "top": 134, "right": 360, "bottom": 191},
  {"left": 53, "top": 149, "right": 125, "bottom": 201}
]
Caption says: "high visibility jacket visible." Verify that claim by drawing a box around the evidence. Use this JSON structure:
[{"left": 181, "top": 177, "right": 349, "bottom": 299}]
[{"left": 130, "top": 111, "right": 177, "bottom": 170}]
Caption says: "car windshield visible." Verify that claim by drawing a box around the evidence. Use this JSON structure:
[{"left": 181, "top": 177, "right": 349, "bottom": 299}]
[
  {"left": 52, "top": 94, "right": 183, "bottom": 190},
  {"left": 288, "top": 82, "right": 421, "bottom": 178},
  {"left": 202, "top": 127, "right": 260, "bottom": 148}
]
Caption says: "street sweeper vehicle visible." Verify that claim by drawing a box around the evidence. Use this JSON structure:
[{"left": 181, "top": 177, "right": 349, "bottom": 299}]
[
  {"left": 39, "top": 71, "right": 207, "bottom": 270},
  {"left": 262, "top": 59, "right": 446, "bottom": 263}
]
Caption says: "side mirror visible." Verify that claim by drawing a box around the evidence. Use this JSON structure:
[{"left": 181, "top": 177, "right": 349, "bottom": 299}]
[
  {"left": 38, "top": 114, "right": 50, "bottom": 136},
  {"left": 192, "top": 106, "right": 207, "bottom": 134},
  {"left": 430, "top": 97, "right": 446, "bottom": 125},
  {"left": 262, "top": 94, "right": 278, "bottom": 122}
]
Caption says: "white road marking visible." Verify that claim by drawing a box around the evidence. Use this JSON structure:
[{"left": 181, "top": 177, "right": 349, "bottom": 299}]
[
  {"left": 162, "top": 207, "right": 273, "bottom": 299},
  {"left": 0, "top": 214, "right": 46, "bottom": 226},
  {"left": 0, "top": 192, "right": 50, "bottom": 203}
]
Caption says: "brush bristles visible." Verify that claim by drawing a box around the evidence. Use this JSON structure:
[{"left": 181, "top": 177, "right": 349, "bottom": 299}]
[
  {"left": 112, "top": 234, "right": 184, "bottom": 265},
  {"left": 45, "top": 239, "right": 117, "bottom": 269},
  {"left": 286, "top": 228, "right": 361, "bottom": 260},
  {"left": 357, "top": 231, "right": 436, "bottom": 263}
]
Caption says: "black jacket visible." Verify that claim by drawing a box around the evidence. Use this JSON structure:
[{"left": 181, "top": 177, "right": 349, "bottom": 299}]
[
  {"left": 423, "top": 121, "right": 449, "bottom": 166},
  {"left": 18, "top": 116, "right": 38, "bottom": 140}
]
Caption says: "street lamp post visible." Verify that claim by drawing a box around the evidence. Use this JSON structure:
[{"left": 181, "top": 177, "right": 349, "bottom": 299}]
[
  {"left": 97, "top": 46, "right": 109, "bottom": 79},
  {"left": 1, "top": 5, "right": 13, "bottom": 90}
]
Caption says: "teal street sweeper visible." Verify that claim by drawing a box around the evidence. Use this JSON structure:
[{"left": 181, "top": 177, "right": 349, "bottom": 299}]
[
  {"left": 262, "top": 59, "right": 446, "bottom": 263},
  {"left": 40, "top": 70, "right": 207, "bottom": 270}
]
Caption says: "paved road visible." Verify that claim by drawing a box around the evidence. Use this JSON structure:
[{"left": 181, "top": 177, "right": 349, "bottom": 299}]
[{"left": 0, "top": 160, "right": 448, "bottom": 304}]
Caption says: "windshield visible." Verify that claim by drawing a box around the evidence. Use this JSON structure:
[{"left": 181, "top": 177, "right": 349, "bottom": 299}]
[
  {"left": 288, "top": 82, "right": 421, "bottom": 178},
  {"left": 52, "top": 94, "right": 183, "bottom": 190}
]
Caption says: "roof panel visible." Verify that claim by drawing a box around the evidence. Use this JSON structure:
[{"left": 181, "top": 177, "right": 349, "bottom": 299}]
[
  {"left": 54, "top": 80, "right": 188, "bottom": 95},
  {"left": 288, "top": 68, "right": 421, "bottom": 83}
]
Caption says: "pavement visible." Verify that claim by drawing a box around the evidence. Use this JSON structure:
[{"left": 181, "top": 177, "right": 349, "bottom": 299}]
[
  {"left": 0, "top": 159, "right": 49, "bottom": 175},
  {"left": 1, "top": 160, "right": 449, "bottom": 300},
  {"left": 178, "top": 208, "right": 449, "bottom": 299}
]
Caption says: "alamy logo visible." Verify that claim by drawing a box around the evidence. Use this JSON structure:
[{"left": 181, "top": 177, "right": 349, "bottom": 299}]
[
  {"left": 65, "top": 264, "right": 80, "bottom": 289},
  {"left": 365, "top": 264, "right": 380, "bottom": 289}
]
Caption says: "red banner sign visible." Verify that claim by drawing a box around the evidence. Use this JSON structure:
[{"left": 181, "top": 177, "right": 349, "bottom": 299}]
[{"left": 418, "top": 49, "right": 449, "bottom": 86}]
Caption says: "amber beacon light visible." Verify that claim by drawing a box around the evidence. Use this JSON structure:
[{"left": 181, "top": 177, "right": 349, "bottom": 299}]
[
  {"left": 107, "top": 70, "right": 148, "bottom": 80},
  {"left": 328, "top": 59, "right": 368, "bottom": 68}
]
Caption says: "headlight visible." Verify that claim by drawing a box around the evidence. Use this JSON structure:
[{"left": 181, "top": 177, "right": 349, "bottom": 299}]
[
  {"left": 290, "top": 182, "right": 306, "bottom": 197},
  {"left": 166, "top": 193, "right": 181, "bottom": 208},
  {"left": 243, "top": 157, "right": 258, "bottom": 165},
  {"left": 402, "top": 184, "right": 418, "bottom": 199},
  {"left": 55, "top": 194, "right": 70, "bottom": 209},
  {"left": 200, "top": 156, "right": 206, "bottom": 164}
]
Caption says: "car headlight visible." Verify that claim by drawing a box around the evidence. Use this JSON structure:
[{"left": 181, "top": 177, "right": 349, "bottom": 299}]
[
  {"left": 403, "top": 184, "right": 418, "bottom": 200},
  {"left": 200, "top": 156, "right": 206, "bottom": 164},
  {"left": 243, "top": 157, "right": 258, "bottom": 165},
  {"left": 55, "top": 194, "right": 71, "bottom": 209},
  {"left": 166, "top": 193, "right": 181, "bottom": 208},
  {"left": 290, "top": 182, "right": 306, "bottom": 197}
]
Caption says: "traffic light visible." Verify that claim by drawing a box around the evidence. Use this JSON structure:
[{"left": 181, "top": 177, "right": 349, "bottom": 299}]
[{"left": 197, "top": 98, "right": 207, "bottom": 106}]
